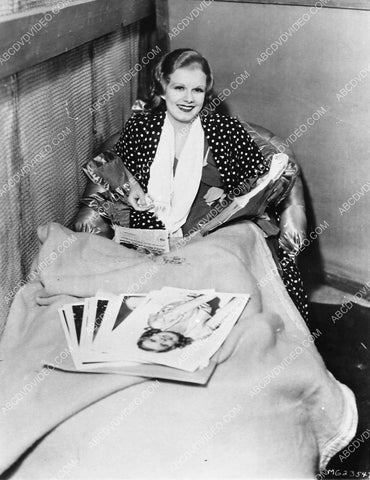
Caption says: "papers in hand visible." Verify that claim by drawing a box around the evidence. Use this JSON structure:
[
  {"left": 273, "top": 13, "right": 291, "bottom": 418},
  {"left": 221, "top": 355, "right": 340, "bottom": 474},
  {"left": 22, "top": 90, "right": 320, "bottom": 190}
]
[
  {"left": 57, "top": 287, "right": 250, "bottom": 383},
  {"left": 197, "top": 153, "right": 289, "bottom": 235}
]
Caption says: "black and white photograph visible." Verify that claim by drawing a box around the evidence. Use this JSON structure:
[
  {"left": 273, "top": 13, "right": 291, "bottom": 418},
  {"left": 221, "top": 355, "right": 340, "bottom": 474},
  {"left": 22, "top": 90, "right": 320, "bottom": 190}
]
[
  {"left": 0, "top": 0, "right": 369, "bottom": 479},
  {"left": 55, "top": 287, "right": 250, "bottom": 373}
]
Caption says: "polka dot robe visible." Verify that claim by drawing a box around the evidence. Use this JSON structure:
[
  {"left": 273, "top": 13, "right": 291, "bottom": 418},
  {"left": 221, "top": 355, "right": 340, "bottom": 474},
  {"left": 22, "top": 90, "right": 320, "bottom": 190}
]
[{"left": 115, "top": 110, "right": 309, "bottom": 323}]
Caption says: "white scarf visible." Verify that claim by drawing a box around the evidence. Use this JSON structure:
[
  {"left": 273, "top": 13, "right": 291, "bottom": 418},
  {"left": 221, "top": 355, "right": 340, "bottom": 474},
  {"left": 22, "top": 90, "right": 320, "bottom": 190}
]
[{"left": 147, "top": 113, "right": 204, "bottom": 234}]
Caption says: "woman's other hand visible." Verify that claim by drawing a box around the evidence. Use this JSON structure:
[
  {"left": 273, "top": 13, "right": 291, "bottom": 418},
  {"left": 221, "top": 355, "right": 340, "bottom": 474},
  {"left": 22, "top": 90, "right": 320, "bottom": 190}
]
[
  {"left": 127, "top": 180, "right": 153, "bottom": 211},
  {"left": 279, "top": 204, "right": 307, "bottom": 257}
]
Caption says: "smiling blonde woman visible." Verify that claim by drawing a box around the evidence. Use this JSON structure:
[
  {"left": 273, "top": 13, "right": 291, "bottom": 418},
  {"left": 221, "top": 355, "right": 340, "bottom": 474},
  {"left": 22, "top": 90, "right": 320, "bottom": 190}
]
[{"left": 84, "top": 48, "right": 309, "bottom": 322}]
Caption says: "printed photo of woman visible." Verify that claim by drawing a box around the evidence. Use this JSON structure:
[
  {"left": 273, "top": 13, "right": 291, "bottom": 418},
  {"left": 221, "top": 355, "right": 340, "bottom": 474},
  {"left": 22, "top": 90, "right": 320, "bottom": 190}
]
[{"left": 137, "top": 293, "right": 223, "bottom": 352}]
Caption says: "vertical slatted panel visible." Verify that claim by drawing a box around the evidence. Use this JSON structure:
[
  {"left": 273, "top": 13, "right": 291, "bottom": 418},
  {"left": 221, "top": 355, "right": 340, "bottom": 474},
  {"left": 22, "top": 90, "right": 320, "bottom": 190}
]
[
  {"left": 91, "top": 22, "right": 140, "bottom": 151},
  {"left": 16, "top": 43, "right": 94, "bottom": 272},
  {"left": 0, "top": 19, "right": 148, "bottom": 335},
  {"left": 0, "top": 77, "right": 23, "bottom": 336}
]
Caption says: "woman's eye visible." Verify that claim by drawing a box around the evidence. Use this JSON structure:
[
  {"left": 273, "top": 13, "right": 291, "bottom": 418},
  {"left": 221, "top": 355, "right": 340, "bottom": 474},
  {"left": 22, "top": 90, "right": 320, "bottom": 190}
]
[
  {"left": 194, "top": 88, "right": 204, "bottom": 93},
  {"left": 174, "top": 86, "right": 184, "bottom": 91}
]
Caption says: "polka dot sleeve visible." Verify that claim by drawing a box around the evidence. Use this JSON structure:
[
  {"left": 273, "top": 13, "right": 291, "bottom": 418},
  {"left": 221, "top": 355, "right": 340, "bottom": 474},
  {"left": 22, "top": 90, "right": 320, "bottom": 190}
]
[
  {"left": 113, "top": 115, "right": 138, "bottom": 174},
  {"left": 230, "top": 117, "right": 270, "bottom": 187},
  {"left": 113, "top": 113, "right": 165, "bottom": 229}
]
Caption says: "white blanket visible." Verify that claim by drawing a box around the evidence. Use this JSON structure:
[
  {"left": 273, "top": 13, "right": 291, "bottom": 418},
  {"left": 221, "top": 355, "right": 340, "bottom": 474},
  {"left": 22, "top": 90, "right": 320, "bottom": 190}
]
[{"left": 0, "top": 221, "right": 357, "bottom": 478}]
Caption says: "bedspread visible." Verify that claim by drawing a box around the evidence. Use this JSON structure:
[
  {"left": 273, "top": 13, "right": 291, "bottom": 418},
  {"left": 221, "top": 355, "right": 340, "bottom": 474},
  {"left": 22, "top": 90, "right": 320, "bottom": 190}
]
[{"left": 0, "top": 221, "right": 357, "bottom": 478}]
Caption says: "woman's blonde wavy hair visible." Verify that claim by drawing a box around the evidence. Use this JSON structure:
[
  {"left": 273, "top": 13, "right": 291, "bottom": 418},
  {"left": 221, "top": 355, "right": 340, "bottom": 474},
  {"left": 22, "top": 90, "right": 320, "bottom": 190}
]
[{"left": 145, "top": 48, "right": 214, "bottom": 112}]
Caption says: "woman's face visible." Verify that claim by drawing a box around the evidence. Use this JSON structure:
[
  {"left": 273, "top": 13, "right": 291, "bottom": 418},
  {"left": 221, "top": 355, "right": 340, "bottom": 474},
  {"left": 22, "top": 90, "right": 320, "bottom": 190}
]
[
  {"left": 163, "top": 65, "right": 207, "bottom": 128},
  {"left": 141, "top": 331, "right": 180, "bottom": 352}
]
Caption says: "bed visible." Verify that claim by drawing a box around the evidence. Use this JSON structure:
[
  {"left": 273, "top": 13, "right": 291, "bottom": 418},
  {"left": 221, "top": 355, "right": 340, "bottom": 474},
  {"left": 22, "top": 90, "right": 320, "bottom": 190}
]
[
  {"left": 0, "top": 0, "right": 359, "bottom": 477},
  {"left": 0, "top": 219, "right": 357, "bottom": 479}
]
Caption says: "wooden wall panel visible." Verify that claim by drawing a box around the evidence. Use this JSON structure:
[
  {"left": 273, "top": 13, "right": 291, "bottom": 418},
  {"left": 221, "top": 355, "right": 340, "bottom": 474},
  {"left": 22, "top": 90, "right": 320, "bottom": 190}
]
[{"left": 0, "top": 0, "right": 154, "bottom": 79}]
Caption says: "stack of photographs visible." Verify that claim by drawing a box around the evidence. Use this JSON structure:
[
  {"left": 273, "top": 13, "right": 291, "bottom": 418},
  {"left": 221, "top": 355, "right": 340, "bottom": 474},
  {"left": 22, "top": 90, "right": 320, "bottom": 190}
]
[{"left": 58, "top": 287, "right": 250, "bottom": 377}]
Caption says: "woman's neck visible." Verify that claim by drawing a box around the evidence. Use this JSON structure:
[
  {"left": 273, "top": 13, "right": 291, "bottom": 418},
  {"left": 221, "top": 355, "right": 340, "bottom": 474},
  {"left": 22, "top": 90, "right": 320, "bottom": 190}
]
[
  {"left": 165, "top": 113, "right": 195, "bottom": 158},
  {"left": 167, "top": 115, "right": 193, "bottom": 135},
  {"left": 166, "top": 109, "right": 201, "bottom": 130}
]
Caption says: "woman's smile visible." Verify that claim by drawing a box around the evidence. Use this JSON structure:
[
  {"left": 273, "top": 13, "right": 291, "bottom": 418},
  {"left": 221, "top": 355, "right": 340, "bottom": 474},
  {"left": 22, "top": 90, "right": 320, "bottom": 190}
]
[{"left": 177, "top": 104, "right": 195, "bottom": 112}]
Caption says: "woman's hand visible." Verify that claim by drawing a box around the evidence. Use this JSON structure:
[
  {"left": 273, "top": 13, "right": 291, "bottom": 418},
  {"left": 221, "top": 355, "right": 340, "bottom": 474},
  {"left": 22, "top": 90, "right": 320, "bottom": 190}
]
[
  {"left": 279, "top": 204, "right": 307, "bottom": 257},
  {"left": 127, "top": 179, "right": 153, "bottom": 211}
]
